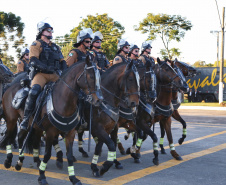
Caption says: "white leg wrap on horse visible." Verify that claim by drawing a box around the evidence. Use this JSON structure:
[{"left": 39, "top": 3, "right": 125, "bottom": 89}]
[
  {"left": 94, "top": 137, "right": 98, "bottom": 144},
  {"left": 130, "top": 145, "right": 137, "bottom": 153},
  {"left": 183, "top": 128, "right": 187, "bottom": 135},
  {"left": 107, "top": 151, "right": 116, "bottom": 161},
  {"left": 54, "top": 144, "right": 61, "bottom": 153},
  {"left": 39, "top": 161, "right": 47, "bottom": 171},
  {"left": 153, "top": 142, "right": 158, "bottom": 150},
  {"left": 19, "top": 148, "right": 24, "bottom": 157},
  {"left": 6, "top": 145, "right": 12, "bottom": 154},
  {"left": 169, "top": 143, "right": 175, "bottom": 151},
  {"left": 68, "top": 166, "right": 75, "bottom": 176},
  {"left": 159, "top": 137, "right": 164, "bottom": 145},
  {"left": 17, "top": 160, "right": 23, "bottom": 167},
  {"left": 78, "top": 141, "right": 83, "bottom": 148},
  {"left": 136, "top": 138, "right": 143, "bottom": 148},
  {"left": 117, "top": 137, "right": 121, "bottom": 144},
  {"left": 91, "top": 155, "right": 99, "bottom": 164},
  {"left": 33, "top": 149, "right": 39, "bottom": 157}
]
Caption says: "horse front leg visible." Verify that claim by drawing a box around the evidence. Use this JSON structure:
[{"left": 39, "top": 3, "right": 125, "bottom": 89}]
[
  {"left": 53, "top": 134, "right": 64, "bottom": 169},
  {"left": 172, "top": 110, "right": 187, "bottom": 145},
  {"left": 65, "top": 131, "right": 82, "bottom": 185},
  {"left": 91, "top": 141, "right": 103, "bottom": 177},
  {"left": 159, "top": 121, "right": 167, "bottom": 154},
  {"left": 163, "top": 117, "right": 182, "bottom": 160},
  {"left": 110, "top": 125, "right": 123, "bottom": 169}
]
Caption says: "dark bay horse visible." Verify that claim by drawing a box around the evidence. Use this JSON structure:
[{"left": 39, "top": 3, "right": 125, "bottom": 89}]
[
  {"left": 127, "top": 58, "right": 186, "bottom": 161},
  {"left": 159, "top": 59, "right": 196, "bottom": 154},
  {"left": 84, "top": 61, "right": 140, "bottom": 177},
  {"left": 1, "top": 57, "right": 102, "bottom": 185}
]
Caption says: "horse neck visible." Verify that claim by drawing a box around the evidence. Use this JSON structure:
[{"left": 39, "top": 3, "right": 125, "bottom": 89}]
[
  {"left": 101, "top": 69, "right": 123, "bottom": 107},
  {"left": 52, "top": 64, "right": 82, "bottom": 116},
  {"left": 157, "top": 86, "right": 172, "bottom": 106},
  {"left": 171, "top": 90, "right": 178, "bottom": 100}
]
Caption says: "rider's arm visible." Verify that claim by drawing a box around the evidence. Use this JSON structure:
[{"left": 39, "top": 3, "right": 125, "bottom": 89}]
[
  {"left": 17, "top": 60, "right": 24, "bottom": 73},
  {"left": 138, "top": 56, "right": 146, "bottom": 65},
  {"left": 65, "top": 50, "right": 78, "bottom": 67}
]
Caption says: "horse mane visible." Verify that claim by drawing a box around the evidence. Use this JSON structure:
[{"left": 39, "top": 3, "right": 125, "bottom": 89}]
[
  {"left": 60, "top": 61, "right": 84, "bottom": 79},
  {"left": 101, "top": 62, "right": 127, "bottom": 79}
]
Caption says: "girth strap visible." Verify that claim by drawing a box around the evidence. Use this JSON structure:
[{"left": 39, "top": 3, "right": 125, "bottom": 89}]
[
  {"left": 155, "top": 101, "right": 174, "bottom": 117},
  {"left": 119, "top": 106, "right": 136, "bottom": 121}
]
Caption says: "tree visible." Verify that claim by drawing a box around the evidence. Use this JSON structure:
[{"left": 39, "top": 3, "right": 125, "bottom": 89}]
[
  {"left": 135, "top": 13, "right": 192, "bottom": 60},
  {"left": 0, "top": 12, "right": 25, "bottom": 59},
  {"left": 159, "top": 48, "right": 181, "bottom": 60},
  {"left": 69, "top": 13, "right": 125, "bottom": 60}
]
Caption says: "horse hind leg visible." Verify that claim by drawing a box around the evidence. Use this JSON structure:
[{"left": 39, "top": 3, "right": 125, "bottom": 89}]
[
  {"left": 53, "top": 134, "right": 64, "bottom": 170},
  {"left": 91, "top": 141, "right": 103, "bottom": 177},
  {"left": 78, "top": 130, "right": 89, "bottom": 158}
]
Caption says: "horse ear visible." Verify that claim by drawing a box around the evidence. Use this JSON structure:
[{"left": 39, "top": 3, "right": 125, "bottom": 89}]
[
  {"left": 85, "top": 55, "right": 91, "bottom": 65},
  {"left": 157, "top": 57, "right": 161, "bottom": 64}
]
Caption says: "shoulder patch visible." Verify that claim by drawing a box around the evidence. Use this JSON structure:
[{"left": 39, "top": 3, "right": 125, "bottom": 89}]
[
  {"left": 115, "top": 58, "right": 119, "bottom": 61},
  {"left": 31, "top": 42, "right": 37, "bottom": 46},
  {"left": 90, "top": 51, "right": 94, "bottom": 55},
  {"left": 18, "top": 61, "right": 21, "bottom": 64},
  {"left": 69, "top": 53, "right": 73, "bottom": 57}
]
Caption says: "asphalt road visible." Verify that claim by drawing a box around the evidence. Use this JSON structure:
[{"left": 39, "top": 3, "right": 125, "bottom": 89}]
[{"left": 0, "top": 109, "right": 226, "bottom": 185}]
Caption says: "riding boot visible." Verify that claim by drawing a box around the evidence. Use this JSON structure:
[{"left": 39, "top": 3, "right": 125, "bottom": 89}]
[{"left": 20, "top": 84, "right": 41, "bottom": 131}]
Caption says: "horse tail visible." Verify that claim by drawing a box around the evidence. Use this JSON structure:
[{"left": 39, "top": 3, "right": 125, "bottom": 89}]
[
  {"left": 26, "top": 128, "right": 35, "bottom": 154},
  {"left": 0, "top": 123, "right": 17, "bottom": 149}
]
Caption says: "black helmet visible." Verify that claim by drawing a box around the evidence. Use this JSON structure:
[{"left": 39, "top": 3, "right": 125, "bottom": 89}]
[
  {"left": 141, "top": 41, "right": 152, "bottom": 53},
  {"left": 36, "top": 22, "right": 53, "bottom": 40},
  {"left": 20, "top": 48, "right": 29, "bottom": 59},
  {"left": 92, "top": 31, "right": 103, "bottom": 44},
  {"left": 129, "top": 44, "right": 139, "bottom": 53},
  {"left": 73, "top": 28, "right": 94, "bottom": 47},
  {"left": 117, "top": 39, "right": 130, "bottom": 51}
]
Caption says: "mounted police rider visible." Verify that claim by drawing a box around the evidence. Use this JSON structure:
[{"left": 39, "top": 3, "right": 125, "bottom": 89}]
[
  {"left": 90, "top": 31, "right": 110, "bottom": 73},
  {"left": 113, "top": 39, "right": 130, "bottom": 65},
  {"left": 66, "top": 28, "right": 94, "bottom": 67},
  {"left": 17, "top": 48, "right": 30, "bottom": 73},
  {"left": 20, "top": 22, "right": 67, "bottom": 131},
  {"left": 128, "top": 44, "right": 144, "bottom": 67},
  {"left": 139, "top": 41, "right": 156, "bottom": 68}
]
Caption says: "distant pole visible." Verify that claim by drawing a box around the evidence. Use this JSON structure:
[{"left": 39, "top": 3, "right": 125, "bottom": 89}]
[
  {"left": 219, "top": 7, "right": 225, "bottom": 104},
  {"left": 217, "top": 31, "right": 219, "bottom": 67}
]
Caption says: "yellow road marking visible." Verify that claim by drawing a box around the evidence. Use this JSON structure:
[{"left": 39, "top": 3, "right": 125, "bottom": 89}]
[
  {"left": 110, "top": 130, "right": 226, "bottom": 163},
  {"left": 0, "top": 164, "right": 105, "bottom": 185},
  {"left": 98, "top": 143, "right": 226, "bottom": 185}
]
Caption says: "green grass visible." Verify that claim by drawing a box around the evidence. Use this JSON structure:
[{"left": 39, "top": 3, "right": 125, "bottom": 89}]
[{"left": 181, "top": 100, "right": 226, "bottom": 107}]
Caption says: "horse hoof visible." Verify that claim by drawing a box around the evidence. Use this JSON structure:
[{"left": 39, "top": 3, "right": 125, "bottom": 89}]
[
  {"left": 115, "top": 163, "right": 123, "bottom": 169},
  {"left": 136, "top": 153, "right": 141, "bottom": 158},
  {"left": 15, "top": 164, "right": 22, "bottom": 171},
  {"left": 82, "top": 153, "right": 89, "bottom": 158},
  {"left": 161, "top": 150, "right": 166, "bottom": 154},
  {"left": 56, "top": 160, "right": 63, "bottom": 170},
  {"left": 92, "top": 171, "right": 100, "bottom": 177},
  {"left": 38, "top": 178, "right": 48, "bottom": 185},
  {"left": 175, "top": 156, "right": 183, "bottom": 161},
  {"left": 178, "top": 138, "right": 184, "bottom": 145},
  {"left": 153, "top": 158, "right": 159, "bottom": 166},
  {"left": 126, "top": 148, "right": 131, "bottom": 154},
  {"left": 74, "top": 181, "right": 82, "bottom": 185},
  {"left": 4, "top": 160, "right": 11, "bottom": 169},
  {"left": 120, "top": 150, "right": 126, "bottom": 155},
  {"left": 73, "top": 156, "right": 77, "bottom": 162},
  {"left": 134, "top": 159, "right": 141, "bottom": 163}
]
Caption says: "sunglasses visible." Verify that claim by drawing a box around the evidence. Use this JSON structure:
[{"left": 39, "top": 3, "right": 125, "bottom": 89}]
[
  {"left": 134, "top": 50, "right": 139, "bottom": 53},
  {"left": 45, "top": 28, "right": 54, "bottom": 33},
  {"left": 125, "top": 46, "right": 130, "bottom": 49},
  {"left": 25, "top": 53, "right": 29, "bottom": 56},
  {"left": 84, "top": 40, "right": 91, "bottom": 44},
  {"left": 95, "top": 41, "right": 101, "bottom": 43}
]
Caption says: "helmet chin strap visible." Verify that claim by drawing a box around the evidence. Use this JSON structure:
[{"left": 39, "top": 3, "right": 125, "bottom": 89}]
[
  {"left": 82, "top": 43, "right": 90, "bottom": 49},
  {"left": 42, "top": 34, "right": 52, "bottom": 40},
  {"left": 94, "top": 46, "right": 101, "bottom": 49},
  {"left": 132, "top": 53, "right": 139, "bottom": 57},
  {"left": 122, "top": 50, "right": 129, "bottom": 54}
]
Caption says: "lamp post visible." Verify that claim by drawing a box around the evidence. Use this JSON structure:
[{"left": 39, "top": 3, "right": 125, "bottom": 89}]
[{"left": 210, "top": 30, "right": 220, "bottom": 67}]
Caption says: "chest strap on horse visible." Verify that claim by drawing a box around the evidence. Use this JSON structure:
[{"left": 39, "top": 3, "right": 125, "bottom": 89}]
[
  {"left": 171, "top": 96, "right": 181, "bottom": 110},
  {"left": 46, "top": 90, "right": 80, "bottom": 132},
  {"left": 119, "top": 106, "right": 136, "bottom": 121},
  {"left": 155, "top": 101, "right": 174, "bottom": 117},
  {"left": 100, "top": 101, "right": 119, "bottom": 123},
  {"left": 139, "top": 98, "right": 155, "bottom": 119}
]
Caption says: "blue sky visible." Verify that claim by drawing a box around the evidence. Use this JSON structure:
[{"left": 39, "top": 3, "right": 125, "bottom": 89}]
[{"left": 1, "top": 0, "right": 226, "bottom": 64}]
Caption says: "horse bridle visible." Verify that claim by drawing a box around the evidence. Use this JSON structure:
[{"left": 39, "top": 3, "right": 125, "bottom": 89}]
[
  {"left": 60, "top": 62, "right": 103, "bottom": 102},
  {"left": 101, "top": 64, "right": 140, "bottom": 103},
  {"left": 158, "top": 62, "right": 181, "bottom": 88},
  {"left": 140, "top": 68, "right": 156, "bottom": 102}
]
